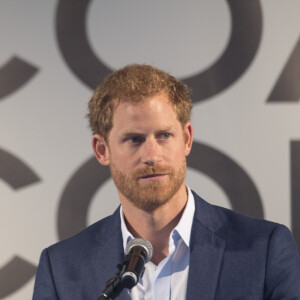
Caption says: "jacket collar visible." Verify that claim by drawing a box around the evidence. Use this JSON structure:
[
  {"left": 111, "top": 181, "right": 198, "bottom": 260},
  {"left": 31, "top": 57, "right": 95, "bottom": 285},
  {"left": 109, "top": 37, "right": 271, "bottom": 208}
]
[{"left": 186, "top": 191, "right": 226, "bottom": 300}]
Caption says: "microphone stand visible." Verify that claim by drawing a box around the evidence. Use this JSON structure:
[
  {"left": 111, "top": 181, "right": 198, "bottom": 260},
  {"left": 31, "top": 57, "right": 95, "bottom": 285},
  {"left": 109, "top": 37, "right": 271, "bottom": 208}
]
[
  {"left": 97, "top": 238, "right": 152, "bottom": 299},
  {"left": 97, "top": 264, "right": 126, "bottom": 300}
]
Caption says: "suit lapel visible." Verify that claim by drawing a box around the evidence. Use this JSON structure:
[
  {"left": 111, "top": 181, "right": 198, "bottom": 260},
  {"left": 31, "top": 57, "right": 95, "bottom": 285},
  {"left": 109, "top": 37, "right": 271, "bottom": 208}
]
[
  {"left": 186, "top": 192, "right": 226, "bottom": 300},
  {"left": 93, "top": 207, "right": 134, "bottom": 299},
  {"left": 94, "top": 207, "right": 124, "bottom": 292}
]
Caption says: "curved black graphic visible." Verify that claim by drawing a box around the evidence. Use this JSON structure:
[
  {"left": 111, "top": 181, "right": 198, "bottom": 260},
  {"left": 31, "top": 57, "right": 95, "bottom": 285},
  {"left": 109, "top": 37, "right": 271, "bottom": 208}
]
[
  {"left": 184, "top": 0, "right": 262, "bottom": 101},
  {"left": 187, "top": 142, "right": 263, "bottom": 219},
  {"left": 291, "top": 141, "right": 300, "bottom": 252},
  {"left": 0, "top": 149, "right": 40, "bottom": 297},
  {"left": 267, "top": 36, "right": 300, "bottom": 102},
  {"left": 0, "top": 149, "right": 40, "bottom": 189},
  {"left": 0, "top": 56, "right": 38, "bottom": 100},
  {"left": 57, "top": 157, "right": 111, "bottom": 240},
  {"left": 0, "top": 257, "right": 36, "bottom": 299},
  {"left": 56, "top": 0, "right": 111, "bottom": 89},
  {"left": 56, "top": 0, "right": 262, "bottom": 102},
  {"left": 57, "top": 142, "right": 263, "bottom": 241}
]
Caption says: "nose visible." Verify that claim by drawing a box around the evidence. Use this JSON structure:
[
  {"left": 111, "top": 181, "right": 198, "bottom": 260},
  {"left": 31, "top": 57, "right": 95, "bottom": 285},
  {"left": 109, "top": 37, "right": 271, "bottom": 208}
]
[{"left": 141, "top": 138, "right": 161, "bottom": 166}]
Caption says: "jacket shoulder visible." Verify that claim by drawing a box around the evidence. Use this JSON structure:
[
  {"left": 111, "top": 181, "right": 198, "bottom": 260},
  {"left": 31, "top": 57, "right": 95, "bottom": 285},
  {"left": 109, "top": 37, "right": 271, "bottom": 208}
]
[
  {"left": 48, "top": 207, "right": 121, "bottom": 257},
  {"left": 192, "top": 190, "right": 287, "bottom": 241}
]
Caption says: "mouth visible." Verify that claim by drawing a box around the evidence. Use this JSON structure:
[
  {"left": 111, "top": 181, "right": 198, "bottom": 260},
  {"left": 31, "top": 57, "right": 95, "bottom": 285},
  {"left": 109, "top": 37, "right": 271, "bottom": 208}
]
[{"left": 139, "top": 174, "right": 167, "bottom": 180}]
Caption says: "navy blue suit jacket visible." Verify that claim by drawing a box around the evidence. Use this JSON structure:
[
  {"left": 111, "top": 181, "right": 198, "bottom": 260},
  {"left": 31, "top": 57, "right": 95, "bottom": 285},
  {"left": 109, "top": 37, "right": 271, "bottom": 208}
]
[{"left": 33, "top": 192, "right": 300, "bottom": 299}]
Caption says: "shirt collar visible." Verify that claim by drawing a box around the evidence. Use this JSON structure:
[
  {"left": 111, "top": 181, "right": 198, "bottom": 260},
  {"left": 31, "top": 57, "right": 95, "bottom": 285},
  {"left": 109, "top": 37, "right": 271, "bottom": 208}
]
[
  {"left": 172, "top": 186, "right": 195, "bottom": 247},
  {"left": 120, "top": 186, "right": 195, "bottom": 252},
  {"left": 120, "top": 205, "right": 134, "bottom": 253}
]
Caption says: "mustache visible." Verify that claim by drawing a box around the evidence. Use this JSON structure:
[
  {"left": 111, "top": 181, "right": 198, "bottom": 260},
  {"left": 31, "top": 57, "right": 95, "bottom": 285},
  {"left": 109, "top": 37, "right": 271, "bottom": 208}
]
[{"left": 134, "top": 166, "right": 174, "bottom": 179}]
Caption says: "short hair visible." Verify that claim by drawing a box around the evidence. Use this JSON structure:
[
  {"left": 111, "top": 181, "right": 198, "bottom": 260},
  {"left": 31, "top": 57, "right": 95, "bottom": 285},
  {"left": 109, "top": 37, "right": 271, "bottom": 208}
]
[{"left": 88, "top": 64, "right": 192, "bottom": 141}]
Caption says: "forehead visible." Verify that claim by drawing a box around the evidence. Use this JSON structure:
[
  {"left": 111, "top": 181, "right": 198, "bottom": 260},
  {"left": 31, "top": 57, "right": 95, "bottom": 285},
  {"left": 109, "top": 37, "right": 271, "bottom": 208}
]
[{"left": 111, "top": 92, "right": 180, "bottom": 131}]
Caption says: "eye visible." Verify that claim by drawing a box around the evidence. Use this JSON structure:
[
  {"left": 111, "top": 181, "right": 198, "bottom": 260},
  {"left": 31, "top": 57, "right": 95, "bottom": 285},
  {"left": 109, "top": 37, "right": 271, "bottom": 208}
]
[
  {"left": 160, "top": 133, "right": 170, "bottom": 139},
  {"left": 130, "top": 135, "right": 145, "bottom": 144}
]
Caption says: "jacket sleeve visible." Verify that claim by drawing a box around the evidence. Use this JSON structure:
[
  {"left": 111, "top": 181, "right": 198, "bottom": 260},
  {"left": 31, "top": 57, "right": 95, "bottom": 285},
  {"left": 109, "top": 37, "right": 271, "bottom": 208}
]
[
  {"left": 32, "top": 248, "right": 59, "bottom": 300},
  {"left": 264, "top": 224, "right": 300, "bottom": 299}
]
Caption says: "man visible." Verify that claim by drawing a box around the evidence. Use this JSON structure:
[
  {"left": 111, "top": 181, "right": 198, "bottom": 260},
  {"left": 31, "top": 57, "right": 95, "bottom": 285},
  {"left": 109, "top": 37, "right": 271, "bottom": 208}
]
[{"left": 33, "top": 64, "right": 300, "bottom": 299}]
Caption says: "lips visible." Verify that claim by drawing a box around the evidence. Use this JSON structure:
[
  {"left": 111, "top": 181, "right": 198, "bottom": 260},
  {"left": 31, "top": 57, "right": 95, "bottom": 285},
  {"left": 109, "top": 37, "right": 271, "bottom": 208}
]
[
  {"left": 134, "top": 167, "right": 172, "bottom": 180},
  {"left": 140, "top": 174, "right": 166, "bottom": 179}
]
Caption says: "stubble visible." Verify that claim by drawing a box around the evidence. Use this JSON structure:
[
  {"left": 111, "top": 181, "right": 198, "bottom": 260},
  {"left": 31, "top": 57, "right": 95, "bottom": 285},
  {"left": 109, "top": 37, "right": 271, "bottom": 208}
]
[{"left": 110, "top": 159, "right": 187, "bottom": 212}]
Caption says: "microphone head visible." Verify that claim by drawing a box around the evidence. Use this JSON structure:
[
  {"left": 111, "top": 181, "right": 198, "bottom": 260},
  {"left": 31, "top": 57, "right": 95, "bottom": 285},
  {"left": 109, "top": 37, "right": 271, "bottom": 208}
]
[{"left": 125, "top": 238, "right": 153, "bottom": 263}]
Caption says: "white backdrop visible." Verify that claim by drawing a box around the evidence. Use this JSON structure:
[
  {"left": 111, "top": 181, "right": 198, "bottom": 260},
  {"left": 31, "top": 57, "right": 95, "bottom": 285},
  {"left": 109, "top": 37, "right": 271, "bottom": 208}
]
[{"left": 0, "top": 1, "right": 299, "bottom": 299}]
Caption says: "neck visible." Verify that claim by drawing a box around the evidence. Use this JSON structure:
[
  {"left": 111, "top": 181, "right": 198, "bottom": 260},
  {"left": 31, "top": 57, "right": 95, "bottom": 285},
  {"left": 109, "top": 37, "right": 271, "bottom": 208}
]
[{"left": 120, "top": 184, "right": 188, "bottom": 265}]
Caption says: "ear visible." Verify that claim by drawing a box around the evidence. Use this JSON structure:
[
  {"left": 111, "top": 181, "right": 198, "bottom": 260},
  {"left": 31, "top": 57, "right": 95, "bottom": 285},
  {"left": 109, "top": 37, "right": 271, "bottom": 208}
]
[
  {"left": 183, "top": 122, "right": 193, "bottom": 156},
  {"left": 92, "top": 134, "right": 110, "bottom": 166}
]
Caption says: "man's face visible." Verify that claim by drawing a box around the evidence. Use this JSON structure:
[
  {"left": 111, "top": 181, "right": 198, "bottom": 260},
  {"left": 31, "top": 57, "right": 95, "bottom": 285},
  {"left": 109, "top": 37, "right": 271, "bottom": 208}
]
[{"left": 95, "top": 92, "right": 193, "bottom": 212}]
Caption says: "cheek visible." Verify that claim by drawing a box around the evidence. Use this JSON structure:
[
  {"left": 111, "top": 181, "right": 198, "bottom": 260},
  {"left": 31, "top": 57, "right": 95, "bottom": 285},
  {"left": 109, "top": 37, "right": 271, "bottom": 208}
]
[
  {"left": 165, "top": 148, "right": 186, "bottom": 163},
  {"left": 113, "top": 152, "right": 136, "bottom": 171}
]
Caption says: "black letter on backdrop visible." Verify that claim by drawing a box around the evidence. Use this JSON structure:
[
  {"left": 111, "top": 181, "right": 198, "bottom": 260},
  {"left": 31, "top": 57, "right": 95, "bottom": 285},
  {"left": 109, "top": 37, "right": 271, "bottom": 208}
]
[
  {"left": 187, "top": 142, "right": 263, "bottom": 218},
  {"left": 57, "top": 157, "right": 111, "bottom": 241},
  {"left": 56, "top": 0, "right": 111, "bottom": 90},
  {"left": 267, "top": 37, "right": 300, "bottom": 103},
  {"left": 56, "top": 0, "right": 262, "bottom": 103},
  {"left": 0, "top": 149, "right": 40, "bottom": 298},
  {"left": 0, "top": 56, "right": 38, "bottom": 100},
  {"left": 183, "top": 0, "right": 262, "bottom": 102},
  {"left": 291, "top": 141, "right": 300, "bottom": 252}
]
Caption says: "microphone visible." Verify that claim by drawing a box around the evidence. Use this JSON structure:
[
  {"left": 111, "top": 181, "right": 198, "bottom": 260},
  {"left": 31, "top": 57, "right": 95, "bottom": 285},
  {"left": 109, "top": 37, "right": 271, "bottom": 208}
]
[{"left": 121, "top": 238, "right": 153, "bottom": 289}]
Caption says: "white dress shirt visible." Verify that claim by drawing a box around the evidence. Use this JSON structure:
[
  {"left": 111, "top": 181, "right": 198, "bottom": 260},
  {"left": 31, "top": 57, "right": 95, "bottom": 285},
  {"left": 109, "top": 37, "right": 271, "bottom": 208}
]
[{"left": 120, "top": 187, "right": 195, "bottom": 300}]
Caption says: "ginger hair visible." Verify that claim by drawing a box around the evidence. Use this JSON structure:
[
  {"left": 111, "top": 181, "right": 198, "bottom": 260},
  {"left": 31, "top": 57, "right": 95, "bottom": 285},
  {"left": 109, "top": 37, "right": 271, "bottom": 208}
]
[{"left": 88, "top": 64, "right": 192, "bottom": 141}]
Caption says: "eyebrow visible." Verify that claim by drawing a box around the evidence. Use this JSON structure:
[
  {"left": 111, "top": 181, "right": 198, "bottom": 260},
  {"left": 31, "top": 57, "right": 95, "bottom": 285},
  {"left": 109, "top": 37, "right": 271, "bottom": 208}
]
[
  {"left": 120, "top": 132, "right": 143, "bottom": 138},
  {"left": 120, "top": 126, "right": 176, "bottom": 136},
  {"left": 119, "top": 126, "right": 177, "bottom": 140},
  {"left": 158, "top": 126, "right": 175, "bottom": 132}
]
